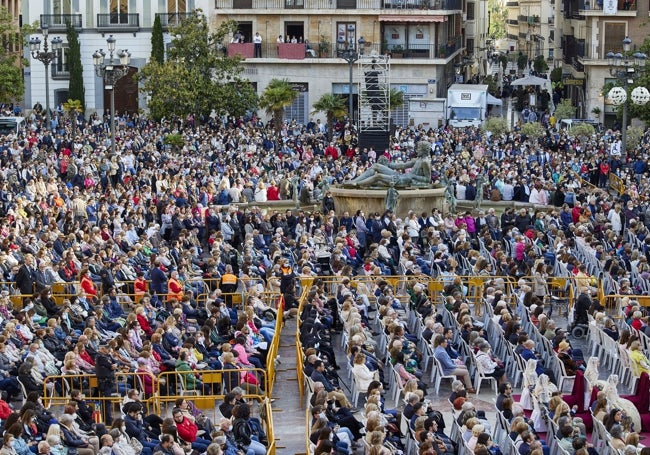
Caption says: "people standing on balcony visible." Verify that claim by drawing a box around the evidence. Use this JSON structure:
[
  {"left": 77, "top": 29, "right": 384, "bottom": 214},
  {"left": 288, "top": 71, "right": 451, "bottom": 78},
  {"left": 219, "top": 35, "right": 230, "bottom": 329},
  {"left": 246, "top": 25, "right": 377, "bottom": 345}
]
[{"left": 253, "top": 32, "right": 262, "bottom": 58}]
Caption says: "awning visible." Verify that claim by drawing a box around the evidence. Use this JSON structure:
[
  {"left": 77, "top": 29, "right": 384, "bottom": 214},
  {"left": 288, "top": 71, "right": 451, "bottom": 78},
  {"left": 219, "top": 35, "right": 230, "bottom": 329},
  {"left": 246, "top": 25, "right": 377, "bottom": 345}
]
[
  {"left": 487, "top": 94, "right": 503, "bottom": 106},
  {"left": 378, "top": 15, "right": 447, "bottom": 22}
]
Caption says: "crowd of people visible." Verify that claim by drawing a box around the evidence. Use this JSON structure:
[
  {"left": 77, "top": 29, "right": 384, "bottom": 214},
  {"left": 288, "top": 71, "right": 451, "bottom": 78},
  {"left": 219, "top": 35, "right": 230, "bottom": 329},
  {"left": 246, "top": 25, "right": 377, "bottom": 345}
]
[{"left": 0, "top": 101, "right": 649, "bottom": 455}]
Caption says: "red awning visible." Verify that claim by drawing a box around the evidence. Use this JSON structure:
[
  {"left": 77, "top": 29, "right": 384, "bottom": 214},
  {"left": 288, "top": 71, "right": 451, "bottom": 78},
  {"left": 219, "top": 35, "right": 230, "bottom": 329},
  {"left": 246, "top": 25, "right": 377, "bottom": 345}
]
[{"left": 378, "top": 14, "right": 448, "bottom": 22}]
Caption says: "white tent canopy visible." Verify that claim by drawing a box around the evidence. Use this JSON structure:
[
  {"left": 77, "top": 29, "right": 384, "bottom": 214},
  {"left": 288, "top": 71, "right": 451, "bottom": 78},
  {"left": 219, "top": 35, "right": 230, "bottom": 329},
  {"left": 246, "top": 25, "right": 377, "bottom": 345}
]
[
  {"left": 487, "top": 94, "right": 502, "bottom": 106},
  {"left": 510, "top": 75, "right": 551, "bottom": 91}
]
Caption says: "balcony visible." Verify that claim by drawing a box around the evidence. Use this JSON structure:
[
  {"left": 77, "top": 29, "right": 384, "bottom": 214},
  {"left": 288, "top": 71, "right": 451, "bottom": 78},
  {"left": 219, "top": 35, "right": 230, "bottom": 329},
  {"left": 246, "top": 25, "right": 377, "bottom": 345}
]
[
  {"left": 517, "top": 15, "right": 541, "bottom": 24},
  {"left": 215, "top": 0, "right": 461, "bottom": 8},
  {"left": 96, "top": 13, "right": 140, "bottom": 32},
  {"left": 155, "top": 13, "right": 192, "bottom": 30},
  {"left": 244, "top": 39, "right": 461, "bottom": 59},
  {"left": 40, "top": 14, "right": 82, "bottom": 31},
  {"left": 576, "top": 0, "right": 636, "bottom": 13}
]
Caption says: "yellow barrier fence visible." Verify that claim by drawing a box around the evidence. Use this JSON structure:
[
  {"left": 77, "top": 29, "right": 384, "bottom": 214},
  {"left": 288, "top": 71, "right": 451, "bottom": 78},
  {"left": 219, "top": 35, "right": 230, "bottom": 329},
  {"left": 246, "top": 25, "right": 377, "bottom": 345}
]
[
  {"left": 43, "top": 372, "right": 160, "bottom": 416},
  {"left": 265, "top": 295, "right": 285, "bottom": 397}
]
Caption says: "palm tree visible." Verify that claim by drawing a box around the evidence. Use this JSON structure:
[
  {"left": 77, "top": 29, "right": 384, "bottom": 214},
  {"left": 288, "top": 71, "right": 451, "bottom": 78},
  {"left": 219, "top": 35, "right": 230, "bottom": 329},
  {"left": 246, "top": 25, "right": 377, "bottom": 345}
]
[
  {"left": 312, "top": 93, "right": 347, "bottom": 142},
  {"left": 258, "top": 78, "right": 298, "bottom": 129},
  {"left": 389, "top": 88, "right": 404, "bottom": 110},
  {"left": 62, "top": 98, "right": 84, "bottom": 135}
]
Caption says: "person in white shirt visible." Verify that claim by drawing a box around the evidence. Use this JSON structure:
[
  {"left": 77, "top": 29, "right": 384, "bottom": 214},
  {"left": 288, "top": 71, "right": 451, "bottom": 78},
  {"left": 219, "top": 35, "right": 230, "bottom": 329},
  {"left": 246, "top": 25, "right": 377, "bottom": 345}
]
[
  {"left": 501, "top": 179, "right": 514, "bottom": 201},
  {"left": 253, "top": 32, "right": 262, "bottom": 57}
]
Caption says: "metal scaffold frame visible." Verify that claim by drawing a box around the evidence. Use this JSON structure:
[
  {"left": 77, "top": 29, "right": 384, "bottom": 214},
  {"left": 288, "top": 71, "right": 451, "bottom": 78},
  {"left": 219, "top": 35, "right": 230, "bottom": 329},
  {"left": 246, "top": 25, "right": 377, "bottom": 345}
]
[{"left": 358, "top": 55, "right": 390, "bottom": 132}]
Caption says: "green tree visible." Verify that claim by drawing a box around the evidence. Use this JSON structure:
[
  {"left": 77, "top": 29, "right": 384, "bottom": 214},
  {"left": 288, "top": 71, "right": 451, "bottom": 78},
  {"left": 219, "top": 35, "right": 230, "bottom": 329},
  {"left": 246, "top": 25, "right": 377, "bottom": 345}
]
[
  {"left": 389, "top": 88, "right": 404, "bottom": 110},
  {"left": 258, "top": 79, "right": 298, "bottom": 129},
  {"left": 571, "top": 122, "right": 595, "bottom": 141},
  {"left": 517, "top": 53, "right": 528, "bottom": 71},
  {"left": 622, "top": 37, "right": 650, "bottom": 124},
  {"left": 139, "top": 10, "right": 257, "bottom": 121},
  {"left": 554, "top": 99, "right": 576, "bottom": 121},
  {"left": 482, "top": 117, "right": 509, "bottom": 135},
  {"left": 520, "top": 122, "right": 544, "bottom": 140},
  {"left": 312, "top": 93, "right": 347, "bottom": 141},
  {"left": 488, "top": 0, "right": 507, "bottom": 40},
  {"left": 0, "top": 6, "right": 24, "bottom": 103},
  {"left": 533, "top": 55, "right": 548, "bottom": 74},
  {"left": 483, "top": 75, "right": 499, "bottom": 97},
  {"left": 151, "top": 14, "right": 165, "bottom": 64},
  {"left": 66, "top": 21, "right": 85, "bottom": 109}
]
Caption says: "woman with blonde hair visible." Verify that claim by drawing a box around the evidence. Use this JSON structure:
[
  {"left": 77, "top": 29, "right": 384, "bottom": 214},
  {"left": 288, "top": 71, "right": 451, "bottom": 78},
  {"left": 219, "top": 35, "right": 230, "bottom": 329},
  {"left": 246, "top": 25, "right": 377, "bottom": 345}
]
[
  {"left": 367, "top": 430, "right": 391, "bottom": 455},
  {"left": 628, "top": 340, "right": 650, "bottom": 375}
]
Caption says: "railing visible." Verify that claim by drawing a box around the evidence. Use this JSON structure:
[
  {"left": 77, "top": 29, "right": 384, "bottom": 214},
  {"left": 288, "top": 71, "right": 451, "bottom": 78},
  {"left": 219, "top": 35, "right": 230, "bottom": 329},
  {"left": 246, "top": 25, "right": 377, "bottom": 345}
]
[
  {"left": 96, "top": 13, "right": 140, "bottom": 30},
  {"left": 215, "top": 0, "right": 461, "bottom": 7},
  {"left": 244, "top": 41, "right": 462, "bottom": 59},
  {"left": 40, "top": 14, "right": 83, "bottom": 30},
  {"left": 43, "top": 370, "right": 276, "bottom": 454},
  {"left": 155, "top": 12, "right": 192, "bottom": 29}
]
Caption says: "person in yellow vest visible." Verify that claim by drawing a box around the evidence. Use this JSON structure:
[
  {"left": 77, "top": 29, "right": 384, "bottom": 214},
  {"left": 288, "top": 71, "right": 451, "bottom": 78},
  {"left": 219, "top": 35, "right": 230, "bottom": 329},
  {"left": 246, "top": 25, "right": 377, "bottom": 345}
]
[{"left": 220, "top": 265, "right": 238, "bottom": 306}]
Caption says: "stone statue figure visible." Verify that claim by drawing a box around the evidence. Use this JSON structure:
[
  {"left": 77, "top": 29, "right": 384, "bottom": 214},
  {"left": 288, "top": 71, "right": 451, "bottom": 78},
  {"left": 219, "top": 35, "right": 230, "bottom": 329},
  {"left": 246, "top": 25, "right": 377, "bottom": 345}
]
[
  {"left": 345, "top": 140, "right": 432, "bottom": 188},
  {"left": 441, "top": 173, "right": 457, "bottom": 214},
  {"left": 603, "top": 374, "right": 641, "bottom": 432},
  {"left": 290, "top": 174, "right": 300, "bottom": 206},
  {"left": 475, "top": 174, "right": 486, "bottom": 209},
  {"left": 385, "top": 179, "right": 399, "bottom": 212}
]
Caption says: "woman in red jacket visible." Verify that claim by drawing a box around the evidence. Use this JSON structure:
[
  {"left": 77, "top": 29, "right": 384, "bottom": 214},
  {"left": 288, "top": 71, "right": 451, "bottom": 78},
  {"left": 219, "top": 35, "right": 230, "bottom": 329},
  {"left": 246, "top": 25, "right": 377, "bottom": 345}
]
[
  {"left": 78, "top": 268, "right": 97, "bottom": 299},
  {"left": 135, "top": 305, "right": 154, "bottom": 337}
]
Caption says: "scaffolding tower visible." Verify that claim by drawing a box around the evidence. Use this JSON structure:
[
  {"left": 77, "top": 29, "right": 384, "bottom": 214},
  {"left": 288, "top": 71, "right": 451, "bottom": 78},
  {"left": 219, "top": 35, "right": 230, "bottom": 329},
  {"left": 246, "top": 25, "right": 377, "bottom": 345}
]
[{"left": 358, "top": 55, "right": 390, "bottom": 133}]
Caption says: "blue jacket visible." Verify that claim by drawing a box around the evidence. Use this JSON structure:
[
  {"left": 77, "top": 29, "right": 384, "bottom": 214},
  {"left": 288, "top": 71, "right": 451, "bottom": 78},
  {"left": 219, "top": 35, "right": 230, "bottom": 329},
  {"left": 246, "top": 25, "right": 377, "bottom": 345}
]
[
  {"left": 434, "top": 346, "right": 457, "bottom": 375},
  {"left": 150, "top": 267, "right": 168, "bottom": 295}
]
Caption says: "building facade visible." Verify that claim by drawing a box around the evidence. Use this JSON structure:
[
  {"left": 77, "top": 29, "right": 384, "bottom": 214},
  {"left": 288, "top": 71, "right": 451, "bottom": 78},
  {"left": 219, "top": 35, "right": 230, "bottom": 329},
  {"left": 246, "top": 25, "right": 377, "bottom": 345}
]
[
  {"left": 23, "top": 0, "right": 210, "bottom": 115},
  {"left": 563, "top": 0, "right": 649, "bottom": 125},
  {"left": 213, "top": 0, "right": 487, "bottom": 126}
]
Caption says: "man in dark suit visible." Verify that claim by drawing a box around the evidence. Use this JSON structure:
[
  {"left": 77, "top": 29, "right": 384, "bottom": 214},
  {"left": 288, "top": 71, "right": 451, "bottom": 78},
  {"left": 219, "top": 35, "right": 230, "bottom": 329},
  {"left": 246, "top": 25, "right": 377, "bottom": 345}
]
[
  {"left": 149, "top": 261, "right": 168, "bottom": 296},
  {"left": 310, "top": 360, "right": 352, "bottom": 408},
  {"left": 14, "top": 254, "right": 35, "bottom": 297},
  {"left": 95, "top": 344, "right": 117, "bottom": 423}
]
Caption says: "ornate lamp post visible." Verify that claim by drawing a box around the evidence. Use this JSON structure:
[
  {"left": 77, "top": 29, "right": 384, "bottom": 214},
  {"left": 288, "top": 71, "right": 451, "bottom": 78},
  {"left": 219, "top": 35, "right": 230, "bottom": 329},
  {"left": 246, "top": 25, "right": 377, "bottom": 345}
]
[
  {"left": 606, "top": 36, "right": 649, "bottom": 159},
  {"left": 93, "top": 35, "right": 131, "bottom": 157},
  {"left": 29, "top": 25, "right": 63, "bottom": 130},
  {"left": 337, "top": 36, "right": 366, "bottom": 122}
]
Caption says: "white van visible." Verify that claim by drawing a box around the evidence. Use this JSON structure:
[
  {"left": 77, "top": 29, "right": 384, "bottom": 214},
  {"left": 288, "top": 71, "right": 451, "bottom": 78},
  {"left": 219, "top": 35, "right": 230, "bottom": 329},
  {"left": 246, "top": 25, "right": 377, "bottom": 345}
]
[{"left": 0, "top": 117, "right": 25, "bottom": 135}]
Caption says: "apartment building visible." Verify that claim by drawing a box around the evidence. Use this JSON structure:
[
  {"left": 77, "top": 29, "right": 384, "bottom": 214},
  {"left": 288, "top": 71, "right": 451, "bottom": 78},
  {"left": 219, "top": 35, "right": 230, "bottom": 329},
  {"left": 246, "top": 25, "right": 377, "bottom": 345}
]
[
  {"left": 22, "top": 0, "right": 210, "bottom": 115},
  {"left": 563, "top": 0, "right": 649, "bottom": 125},
  {"left": 213, "top": 0, "right": 485, "bottom": 125},
  {"left": 505, "top": 0, "right": 554, "bottom": 60}
]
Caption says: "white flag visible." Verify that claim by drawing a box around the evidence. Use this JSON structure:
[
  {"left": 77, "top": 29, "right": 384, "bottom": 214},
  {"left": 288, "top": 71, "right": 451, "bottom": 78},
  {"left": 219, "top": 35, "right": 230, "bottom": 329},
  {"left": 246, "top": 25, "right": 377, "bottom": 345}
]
[{"left": 603, "top": 0, "right": 617, "bottom": 14}]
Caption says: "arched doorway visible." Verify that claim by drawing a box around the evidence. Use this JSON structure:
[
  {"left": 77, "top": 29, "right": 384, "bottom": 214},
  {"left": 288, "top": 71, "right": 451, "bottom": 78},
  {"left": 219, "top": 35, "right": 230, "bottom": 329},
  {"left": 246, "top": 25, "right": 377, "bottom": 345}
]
[{"left": 103, "top": 66, "right": 139, "bottom": 115}]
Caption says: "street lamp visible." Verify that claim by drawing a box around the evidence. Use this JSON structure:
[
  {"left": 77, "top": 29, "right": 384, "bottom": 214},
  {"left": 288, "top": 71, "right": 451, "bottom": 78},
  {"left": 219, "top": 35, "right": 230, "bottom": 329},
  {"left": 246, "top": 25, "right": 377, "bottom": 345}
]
[
  {"left": 29, "top": 25, "right": 63, "bottom": 130},
  {"left": 337, "top": 36, "right": 366, "bottom": 123},
  {"left": 93, "top": 35, "right": 131, "bottom": 157},
  {"left": 606, "top": 36, "right": 649, "bottom": 159}
]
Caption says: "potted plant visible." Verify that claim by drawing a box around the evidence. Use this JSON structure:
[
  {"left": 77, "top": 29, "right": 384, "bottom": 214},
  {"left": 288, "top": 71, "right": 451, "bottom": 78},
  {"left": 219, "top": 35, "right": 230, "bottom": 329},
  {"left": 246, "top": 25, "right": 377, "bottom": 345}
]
[
  {"left": 318, "top": 35, "right": 330, "bottom": 58},
  {"left": 591, "top": 106, "right": 601, "bottom": 121},
  {"left": 392, "top": 44, "right": 404, "bottom": 58},
  {"left": 438, "top": 44, "right": 446, "bottom": 58}
]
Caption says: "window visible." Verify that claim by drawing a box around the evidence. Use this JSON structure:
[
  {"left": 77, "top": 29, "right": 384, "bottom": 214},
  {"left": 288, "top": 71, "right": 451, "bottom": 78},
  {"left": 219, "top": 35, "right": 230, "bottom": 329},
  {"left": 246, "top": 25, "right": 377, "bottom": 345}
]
[
  {"left": 111, "top": 0, "right": 129, "bottom": 14},
  {"left": 168, "top": 0, "right": 187, "bottom": 12},
  {"left": 53, "top": 46, "right": 70, "bottom": 78},
  {"left": 285, "top": 22, "right": 305, "bottom": 42},
  {"left": 603, "top": 22, "right": 626, "bottom": 53},
  {"left": 337, "top": 22, "right": 357, "bottom": 50},
  {"left": 53, "top": 0, "right": 72, "bottom": 15},
  {"left": 466, "top": 38, "right": 474, "bottom": 55},
  {"left": 284, "top": 83, "right": 308, "bottom": 124},
  {"left": 466, "top": 2, "right": 475, "bottom": 20}
]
